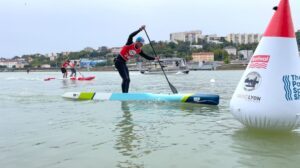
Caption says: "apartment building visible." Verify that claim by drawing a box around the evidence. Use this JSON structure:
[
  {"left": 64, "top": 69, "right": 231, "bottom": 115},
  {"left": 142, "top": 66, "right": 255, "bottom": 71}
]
[
  {"left": 226, "top": 33, "right": 262, "bottom": 44},
  {"left": 0, "top": 60, "right": 28, "bottom": 68},
  {"left": 170, "top": 30, "right": 202, "bottom": 43}
]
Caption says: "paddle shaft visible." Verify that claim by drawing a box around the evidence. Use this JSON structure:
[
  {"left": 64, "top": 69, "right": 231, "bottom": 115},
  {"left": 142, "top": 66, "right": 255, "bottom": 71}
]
[
  {"left": 143, "top": 29, "right": 178, "bottom": 94},
  {"left": 77, "top": 70, "right": 84, "bottom": 77}
]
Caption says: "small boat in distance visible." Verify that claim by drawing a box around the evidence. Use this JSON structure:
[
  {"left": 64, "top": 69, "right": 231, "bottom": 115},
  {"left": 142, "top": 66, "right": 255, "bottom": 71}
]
[{"left": 140, "top": 58, "right": 189, "bottom": 75}]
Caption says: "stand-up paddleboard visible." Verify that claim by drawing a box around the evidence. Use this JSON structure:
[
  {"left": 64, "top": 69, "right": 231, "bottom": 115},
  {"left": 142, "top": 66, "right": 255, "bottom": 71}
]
[
  {"left": 70, "top": 76, "right": 95, "bottom": 81},
  {"left": 62, "top": 92, "right": 219, "bottom": 105},
  {"left": 44, "top": 76, "right": 95, "bottom": 81}
]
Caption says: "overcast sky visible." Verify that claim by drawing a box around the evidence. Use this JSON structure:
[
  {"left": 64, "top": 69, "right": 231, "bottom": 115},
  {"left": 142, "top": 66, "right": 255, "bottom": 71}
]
[{"left": 0, "top": 0, "right": 299, "bottom": 58}]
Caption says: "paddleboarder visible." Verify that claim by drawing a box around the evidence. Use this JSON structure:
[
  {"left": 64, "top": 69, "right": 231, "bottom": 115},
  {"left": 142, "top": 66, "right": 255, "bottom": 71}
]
[
  {"left": 70, "top": 61, "right": 77, "bottom": 77},
  {"left": 115, "top": 25, "right": 158, "bottom": 93},
  {"left": 61, "top": 59, "right": 70, "bottom": 78}
]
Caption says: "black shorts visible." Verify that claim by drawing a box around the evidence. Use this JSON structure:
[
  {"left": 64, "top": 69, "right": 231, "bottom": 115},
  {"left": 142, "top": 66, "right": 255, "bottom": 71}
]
[{"left": 61, "top": 68, "right": 67, "bottom": 73}]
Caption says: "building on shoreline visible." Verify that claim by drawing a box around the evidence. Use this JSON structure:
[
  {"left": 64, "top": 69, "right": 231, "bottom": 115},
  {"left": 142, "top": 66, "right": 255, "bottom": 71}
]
[
  {"left": 192, "top": 52, "right": 214, "bottom": 62},
  {"left": 170, "top": 30, "right": 202, "bottom": 44},
  {"left": 204, "top": 34, "right": 224, "bottom": 44},
  {"left": 224, "top": 46, "right": 237, "bottom": 56},
  {"left": 226, "top": 33, "right": 262, "bottom": 44},
  {"left": 0, "top": 59, "right": 28, "bottom": 68},
  {"left": 45, "top": 53, "right": 58, "bottom": 61}
]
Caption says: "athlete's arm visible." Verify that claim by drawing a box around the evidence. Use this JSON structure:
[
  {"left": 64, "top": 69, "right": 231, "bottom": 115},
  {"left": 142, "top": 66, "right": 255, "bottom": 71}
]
[
  {"left": 126, "top": 25, "right": 145, "bottom": 45},
  {"left": 126, "top": 29, "right": 141, "bottom": 45},
  {"left": 139, "top": 50, "right": 155, "bottom": 60}
]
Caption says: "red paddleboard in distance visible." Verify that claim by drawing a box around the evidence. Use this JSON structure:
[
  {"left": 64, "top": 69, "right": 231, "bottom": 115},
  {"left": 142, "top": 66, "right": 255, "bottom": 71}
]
[{"left": 70, "top": 76, "right": 95, "bottom": 81}]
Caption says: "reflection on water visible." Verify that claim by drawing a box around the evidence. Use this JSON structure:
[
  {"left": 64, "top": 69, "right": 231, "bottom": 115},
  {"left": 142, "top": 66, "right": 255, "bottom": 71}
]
[
  {"left": 113, "top": 101, "right": 221, "bottom": 168},
  {"left": 114, "top": 102, "right": 144, "bottom": 168},
  {"left": 62, "top": 79, "right": 69, "bottom": 88},
  {"left": 173, "top": 103, "right": 220, "bottom": 116},
  {"left": 231, "top": 128, "right": 300, "bottom": 167}
]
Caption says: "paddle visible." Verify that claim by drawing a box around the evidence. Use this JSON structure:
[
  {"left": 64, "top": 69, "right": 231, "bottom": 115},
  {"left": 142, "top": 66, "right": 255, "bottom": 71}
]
[
  {"left": 143, "top": 29, "right": 178, "bottom": 94},
  {"left": 77, "top": 69, "right": 84, "bottom": 77}
]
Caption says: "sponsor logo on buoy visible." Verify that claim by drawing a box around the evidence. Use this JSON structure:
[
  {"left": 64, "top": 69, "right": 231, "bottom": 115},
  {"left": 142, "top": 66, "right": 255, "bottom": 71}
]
[
  {"left": 283, "top": 74, "right": 300, "bottom": 101},
  {"left": 249, "top": 55, "right": 270, "bottom": 69},
  {"left": 236, "top": 94, "right": 261, "bottom": 103},
  {"left": 244, "top": 72, "right": 262, "bottom": 91}
]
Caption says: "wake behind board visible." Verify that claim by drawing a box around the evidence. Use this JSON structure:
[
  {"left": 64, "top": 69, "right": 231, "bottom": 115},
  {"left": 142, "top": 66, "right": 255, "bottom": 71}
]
[{"left": 62, "top": 92, "right": 219, "bottom": 105}]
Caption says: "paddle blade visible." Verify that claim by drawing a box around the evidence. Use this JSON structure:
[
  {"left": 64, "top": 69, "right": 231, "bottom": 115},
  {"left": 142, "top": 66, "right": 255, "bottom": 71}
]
[{"left": 169, "top": 83, "right": 178, "bottom": 94}]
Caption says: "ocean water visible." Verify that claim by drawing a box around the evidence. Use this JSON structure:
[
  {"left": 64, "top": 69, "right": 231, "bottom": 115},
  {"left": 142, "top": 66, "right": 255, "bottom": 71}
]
[{"left": 1, "top": 71, "right": 300, "bottom": 168}]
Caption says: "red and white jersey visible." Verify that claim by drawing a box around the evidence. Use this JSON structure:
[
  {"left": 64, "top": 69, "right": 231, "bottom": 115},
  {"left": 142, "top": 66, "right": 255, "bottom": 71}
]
[
  {"left": 119, "top": 43, "right": 141, "bottom": 61},
  {"left": 61, "top": 61, "right": 69, "bottom": 68},
  {"left": 70, "top": 62, "right": 76, "bottom": 68}
]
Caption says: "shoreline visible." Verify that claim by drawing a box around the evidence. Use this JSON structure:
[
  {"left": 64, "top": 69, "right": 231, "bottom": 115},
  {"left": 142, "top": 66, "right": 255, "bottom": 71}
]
[{"left": 0, "top": 64, "right": 247, "bottom": 72}]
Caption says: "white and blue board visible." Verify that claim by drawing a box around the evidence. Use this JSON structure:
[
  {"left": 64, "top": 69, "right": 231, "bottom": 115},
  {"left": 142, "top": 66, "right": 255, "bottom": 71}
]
[{"left": 62, "top": 92, "right": 219, "bottom": 105}]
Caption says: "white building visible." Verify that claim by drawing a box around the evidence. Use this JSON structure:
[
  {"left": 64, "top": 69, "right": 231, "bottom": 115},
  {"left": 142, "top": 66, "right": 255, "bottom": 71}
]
[
  {"left": 46, "top": 53, "right": 57, "bottom": 61},
  {"left": 205, "top": 34, "right": 223, "bottom": 44},
  {"left": 238, "top": 50, "right": 254, "bottom": 61},
  {"left": 226, "top": 33, "right": 262, "bottom": 44},
  {"left": 190, "top": 45, "right": 203, "bottom": 49},
  {"left": 170, "top": 30, "right": 202, "bottom": 43},
  {"left": 224, "top": 46, "right": 237, "bottom": 56},
  {"left": 210, "top": 40, "right": 223, "bottom": 44},
  {"left": 41, "top": 64, "right": 51, "bottom": 68},
  {"left": 50, "top": 56, "right": 57, "bottom": 61},
  {"left": 61, "top": 52, "right": 70, "bottom": 56},
  {"left": 0, "top": 61, "right": 17, "bottom": 68},
  {"left": 0, "top": 60, "right": 28, "bottom": 68}
]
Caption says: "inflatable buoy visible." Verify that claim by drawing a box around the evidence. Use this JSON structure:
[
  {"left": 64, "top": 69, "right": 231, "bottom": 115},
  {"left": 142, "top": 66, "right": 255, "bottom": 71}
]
[{"left": 230, "top": 0, "right": 300, "bottom": 130}]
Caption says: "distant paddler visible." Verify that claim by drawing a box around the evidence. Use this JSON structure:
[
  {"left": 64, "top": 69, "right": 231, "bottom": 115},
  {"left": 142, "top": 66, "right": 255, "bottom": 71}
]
[
  {"left": 115, "top": 25, "right": 158, "bottom": 93},
  {"left": 70, "top": 60, "right": 77, "bottom": 78},
  {"left": 61, "top": 59, "right": 70, "bottom": 78}
]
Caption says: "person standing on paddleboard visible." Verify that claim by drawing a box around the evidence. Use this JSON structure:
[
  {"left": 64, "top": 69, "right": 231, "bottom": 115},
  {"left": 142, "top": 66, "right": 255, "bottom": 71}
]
[
  {"left": 70, "top": 61, "right": 77, "bottom": 77},
  {"left": 115, "top": 25, "right": 158, "bottom": 93},
  {"left": 61, "top": 59, "right": 70, "bottom": 78}
]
